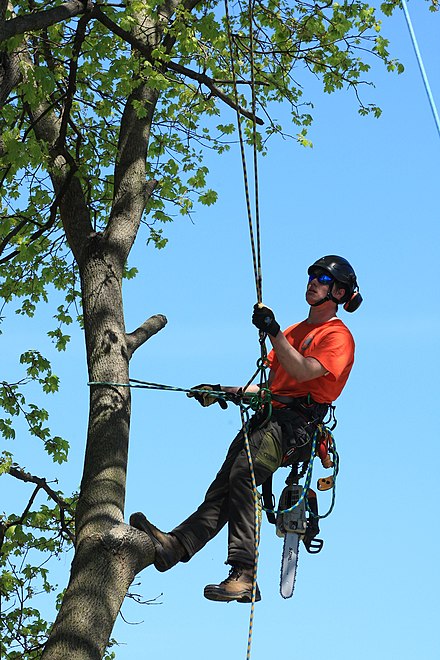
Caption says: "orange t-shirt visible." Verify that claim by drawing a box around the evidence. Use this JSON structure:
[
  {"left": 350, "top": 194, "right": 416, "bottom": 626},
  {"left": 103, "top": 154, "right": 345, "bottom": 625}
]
[{"left": 266, "top": 318, "right": 355, "bottom": 404}]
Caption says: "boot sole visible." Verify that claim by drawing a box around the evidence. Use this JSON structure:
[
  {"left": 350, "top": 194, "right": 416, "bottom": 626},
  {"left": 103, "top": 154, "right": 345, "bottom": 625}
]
[{"left": 204, "top": 586, "right": 261, "bottom": 603}]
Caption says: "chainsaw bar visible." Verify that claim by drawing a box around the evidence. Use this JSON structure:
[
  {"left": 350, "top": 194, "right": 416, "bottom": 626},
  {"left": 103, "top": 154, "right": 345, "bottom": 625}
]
[{"left": 280, "top": 532, "right": 300, "bottom": 599}]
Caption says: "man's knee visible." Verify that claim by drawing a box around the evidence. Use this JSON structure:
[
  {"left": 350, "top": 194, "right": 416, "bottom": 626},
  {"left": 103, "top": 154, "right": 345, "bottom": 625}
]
[{"left": 228, "top": 426, "right": 282, "bottom": 485}]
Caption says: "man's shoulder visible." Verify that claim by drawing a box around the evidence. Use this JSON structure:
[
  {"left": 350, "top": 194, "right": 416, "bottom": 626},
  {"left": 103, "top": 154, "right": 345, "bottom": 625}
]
[
  {"left": 313, "top": 318, "right": 355, "bottom": 345},
  {"left": 283, "top": 318, "right": 354, "bottom": 346},
  {"left": 283, "top": 319, "right": 308, "bottom": 334}
]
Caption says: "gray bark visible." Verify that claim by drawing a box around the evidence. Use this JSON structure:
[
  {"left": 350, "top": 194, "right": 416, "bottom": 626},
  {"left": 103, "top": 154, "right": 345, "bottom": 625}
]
[
  {"left": 2, "top": 1, "right": 186, "bottom": 655},
  {"left": 33, "top": 6, "right": 168, "bottom": 656},
  {"left": 40, "top": 144, "right": 162, "bottom": 660},
  {"left": 40, "top": 214, "right": 161, "bottom": 660}
]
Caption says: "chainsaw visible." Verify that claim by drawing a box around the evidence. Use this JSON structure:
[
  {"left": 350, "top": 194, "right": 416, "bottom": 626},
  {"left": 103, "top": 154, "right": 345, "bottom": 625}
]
[{"left": 276, "top": 429, "right": 335, "bottom": 599}]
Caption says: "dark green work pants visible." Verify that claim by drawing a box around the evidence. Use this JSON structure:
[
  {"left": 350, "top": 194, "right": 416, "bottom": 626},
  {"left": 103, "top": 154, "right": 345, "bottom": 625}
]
[{"left": 172, "top": 417, "right": 285, "bottom": 567}]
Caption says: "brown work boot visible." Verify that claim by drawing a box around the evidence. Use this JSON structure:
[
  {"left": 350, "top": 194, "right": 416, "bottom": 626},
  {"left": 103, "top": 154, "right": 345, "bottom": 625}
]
[
  {"left": 129, "top": 512, "right": 186, "bottom": 572},
  {"left": 204, "top": 564, "right": 261, "bottom": 603}
]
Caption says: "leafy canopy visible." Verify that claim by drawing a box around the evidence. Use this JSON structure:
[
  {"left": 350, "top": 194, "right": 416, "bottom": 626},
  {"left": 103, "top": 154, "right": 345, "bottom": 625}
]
[{"left": 0, "top": 0, "right": 405, "bottom": 321}]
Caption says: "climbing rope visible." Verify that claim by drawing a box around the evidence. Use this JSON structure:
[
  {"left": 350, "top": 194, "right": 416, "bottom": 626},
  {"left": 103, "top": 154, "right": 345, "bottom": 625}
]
[
  {"left": 223, "top": 0, "right": 263, "bottom": 304},
  {"left": 222, "top": 3, "right": 267, "bottom": 656},
  {"left": 222, "top": 3, "right": 268, "bottom": 656},
  {"left": 239, "top": 406, "right": 261, "bottom": 660},
  {"left": 88, "top": 378, "right": 269, "bottom": 414}
]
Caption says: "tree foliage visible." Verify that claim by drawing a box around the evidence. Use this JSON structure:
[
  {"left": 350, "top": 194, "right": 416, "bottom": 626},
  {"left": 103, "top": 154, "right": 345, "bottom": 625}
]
[{"left": 0, "top": 0, "right": 426, "bottom": 657}]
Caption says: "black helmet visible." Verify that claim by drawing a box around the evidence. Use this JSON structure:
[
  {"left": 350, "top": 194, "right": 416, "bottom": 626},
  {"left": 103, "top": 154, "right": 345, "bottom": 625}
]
[{"left": 308, "top": 255, "right": 362, "bottom": 312}]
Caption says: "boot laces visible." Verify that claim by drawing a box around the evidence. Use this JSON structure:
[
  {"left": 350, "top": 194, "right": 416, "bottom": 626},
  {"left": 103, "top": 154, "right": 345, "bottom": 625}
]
[
  {"left": 226, "top": 564, "right": 251, "bottom": 582},
  {"left": 227, "top": 566, "right": 242, "bottom": 581}
]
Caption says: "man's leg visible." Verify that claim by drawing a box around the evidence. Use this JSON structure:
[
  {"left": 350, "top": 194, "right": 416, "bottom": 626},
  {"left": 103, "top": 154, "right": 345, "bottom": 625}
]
[
  {"left": 227, "top": 420, "right": 283, "bottom": 565},
  {"left": 171, "top": 429, "right": 246, "bottom": 559},
  {"left": 131, "top": 428, "right": 246, "bottom": 571},
  {"left": 204, "top": 420, "right": 283, "bottom": 602}
]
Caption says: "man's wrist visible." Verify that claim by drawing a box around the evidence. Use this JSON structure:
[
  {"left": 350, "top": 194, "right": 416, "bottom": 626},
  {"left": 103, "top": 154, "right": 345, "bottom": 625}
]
[{"left": 267, "top": 320, "right": 281, "bottom": 337}]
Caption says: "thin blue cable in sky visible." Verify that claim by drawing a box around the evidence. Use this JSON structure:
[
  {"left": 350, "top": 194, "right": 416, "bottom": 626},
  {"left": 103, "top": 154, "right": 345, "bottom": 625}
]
[{"left": 402, "top": 0, "right": 440, "bottom": 138}]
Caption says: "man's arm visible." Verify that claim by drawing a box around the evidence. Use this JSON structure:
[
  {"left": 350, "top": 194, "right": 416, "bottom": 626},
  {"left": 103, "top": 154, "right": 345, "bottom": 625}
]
[
  {"left": 222, "top": 383, "right": 261, "bottom": 396},
  {"left": 252, "top": 304, "right": 327, "bottom": 383},
  {"left": 269, "top": 332, "right": 327, "bottom": 383},
  {"left": 222, "top": 370, "right": 275, "bottom": 397}
]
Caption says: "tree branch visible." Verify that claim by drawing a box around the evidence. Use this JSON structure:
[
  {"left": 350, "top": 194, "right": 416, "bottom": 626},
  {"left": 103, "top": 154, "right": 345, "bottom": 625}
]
[
  {"left": 8, "top": 465, "right": 73, "bottom": 513},
  {"left": 0, "top": 161, "right": 78, "bottom": 265},
  {"left": 166, "top": 60, "right": 264, "bottom": 125},
  {"left": 0, "top": 0, "right": 87, "bottom": 44},
  {"left": 57, "top": 11, "right": 91, "bottom": 149},
  {"left": 0, "top": 47, "right": 23, "bottom": 106},
  {"left": 126, "top": 313, "right": 167, "bottom": 358},
  {"left": 93, "top": 7, "right": 264, "bottom": 125},
  {"left": 3, "top": 465, "right": 75, "bottom": 546},
  {"left": 26, "top": 96, "right": 93, "bottom": 264}
]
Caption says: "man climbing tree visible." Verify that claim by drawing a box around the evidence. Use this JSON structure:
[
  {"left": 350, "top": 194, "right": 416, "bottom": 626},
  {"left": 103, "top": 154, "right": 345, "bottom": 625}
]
[
  {"left": 130, "top": 255, "right": 361, "bottom": 602},
  {"left": 1, "top": 0, "right": 406, "bottom": 653}
]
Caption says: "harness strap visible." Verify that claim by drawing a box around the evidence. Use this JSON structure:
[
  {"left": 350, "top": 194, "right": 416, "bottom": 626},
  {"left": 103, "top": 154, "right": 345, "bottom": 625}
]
[
  {"left": 271, "top": 393, "right": 329, "bottom": 407},
  {"left": 261, "top": 475, "right": 276, "bottom": 525},
  {"left": 271, "top": 393, "right": 312, "bottom": 406}
]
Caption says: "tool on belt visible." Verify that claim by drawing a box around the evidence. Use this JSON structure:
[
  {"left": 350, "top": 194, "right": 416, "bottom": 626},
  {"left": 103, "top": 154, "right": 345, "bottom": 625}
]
[{"left": 263, "top": 424, "right": 338, "bottom": 599}]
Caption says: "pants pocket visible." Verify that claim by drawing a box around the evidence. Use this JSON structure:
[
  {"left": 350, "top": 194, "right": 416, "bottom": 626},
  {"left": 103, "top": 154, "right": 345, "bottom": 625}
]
[{"left": 253, "top": 427, "right": 282, "bottom": 473}]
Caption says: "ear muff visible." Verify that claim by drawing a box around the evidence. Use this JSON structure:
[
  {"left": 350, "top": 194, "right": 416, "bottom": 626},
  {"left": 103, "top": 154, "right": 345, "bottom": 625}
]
[{"left": 343, "top": 290, "right": 363, "bottom": 313}]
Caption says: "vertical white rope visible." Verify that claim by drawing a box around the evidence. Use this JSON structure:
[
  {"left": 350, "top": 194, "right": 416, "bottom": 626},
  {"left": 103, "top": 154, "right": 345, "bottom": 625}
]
[{"left": 402, "top": 0, "right": 440, "bottom": 137}]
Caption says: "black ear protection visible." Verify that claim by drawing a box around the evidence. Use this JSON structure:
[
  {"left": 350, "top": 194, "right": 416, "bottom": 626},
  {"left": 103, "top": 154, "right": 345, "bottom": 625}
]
[{"left": 343, "top": 289, "right": 363, "bottom": 313}]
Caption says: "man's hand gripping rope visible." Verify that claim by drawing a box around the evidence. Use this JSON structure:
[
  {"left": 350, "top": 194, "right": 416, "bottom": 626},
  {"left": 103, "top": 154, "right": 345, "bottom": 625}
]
[
  {"left": 187, "top": 384, "right": 243, "bottom": 409},
  {"left": 187, "top": 304, "right": 273, "bottom": 416},
  {"left": 187, "top": 384, "right": 272, "bottom": 418}
]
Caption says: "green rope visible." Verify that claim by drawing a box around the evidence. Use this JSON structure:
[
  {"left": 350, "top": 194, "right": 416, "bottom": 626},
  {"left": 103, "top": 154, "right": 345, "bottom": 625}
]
[
  {"left": 89, "top": 379, "right": 188, "bottom": 391},
  {"left": 88, "top": 377, "right": 271, "bottom": 417},
  {"left": 89, "top": 379, "right": 228, "bottom": 399}
]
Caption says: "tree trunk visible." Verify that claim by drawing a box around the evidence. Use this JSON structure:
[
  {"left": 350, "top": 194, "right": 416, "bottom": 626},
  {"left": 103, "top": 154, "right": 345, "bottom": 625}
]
[
  {"left": 41, "top": 236, "right": 156, "bottom": 660},
  {"left": 8, "top": 4, "right": 168, "bottom": 655}
]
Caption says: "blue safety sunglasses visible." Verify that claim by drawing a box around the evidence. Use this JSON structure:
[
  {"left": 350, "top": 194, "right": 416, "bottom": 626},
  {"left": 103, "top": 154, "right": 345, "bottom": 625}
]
[{"left": 308, "top": 272, "right": 334, "bottom": 285}]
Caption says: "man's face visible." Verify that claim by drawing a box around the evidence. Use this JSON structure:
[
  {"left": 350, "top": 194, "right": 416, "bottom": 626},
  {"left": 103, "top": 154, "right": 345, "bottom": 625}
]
[{"left": 305, "top": 269, "right": 333, "bottom": 305}]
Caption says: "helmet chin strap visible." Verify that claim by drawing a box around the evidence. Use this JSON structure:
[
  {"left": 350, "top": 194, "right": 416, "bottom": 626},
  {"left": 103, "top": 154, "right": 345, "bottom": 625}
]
[{"left": 310, "top": 287, "right": 340, "bottom": 307}]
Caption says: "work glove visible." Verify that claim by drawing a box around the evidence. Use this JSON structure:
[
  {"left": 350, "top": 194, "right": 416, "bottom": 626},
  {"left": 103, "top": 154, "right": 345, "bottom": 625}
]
[
  {"left": 187, "top": 384, "right": 228, "bottom": 409},
  {"left": 252, "top": 303, "right": 280, "bottom": 337}
]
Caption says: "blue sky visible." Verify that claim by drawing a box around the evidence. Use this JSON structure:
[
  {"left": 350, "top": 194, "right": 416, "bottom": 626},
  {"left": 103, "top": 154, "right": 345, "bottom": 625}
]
[{"left": 2, "top": 2, "right": 440, "bottom": 659}]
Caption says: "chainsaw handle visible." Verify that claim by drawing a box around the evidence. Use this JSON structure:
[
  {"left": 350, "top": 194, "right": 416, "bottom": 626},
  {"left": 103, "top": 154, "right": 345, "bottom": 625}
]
[{"left": 304, "top": 537, "right": 324, "bottom": 554}]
